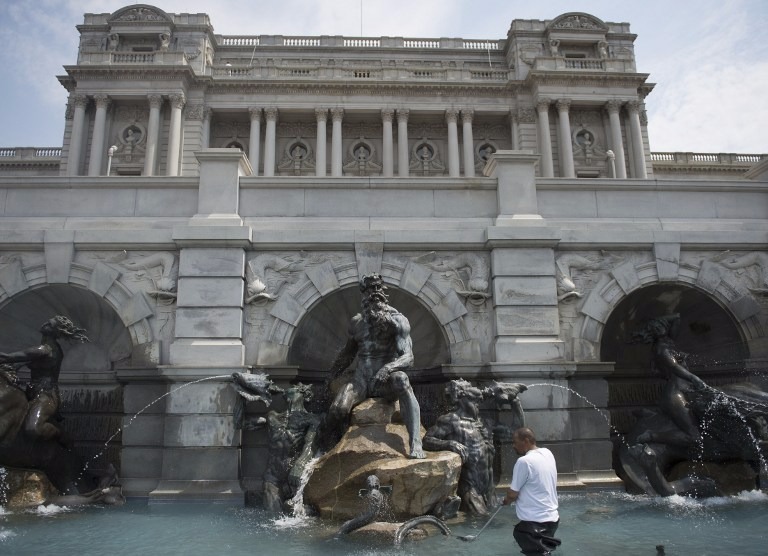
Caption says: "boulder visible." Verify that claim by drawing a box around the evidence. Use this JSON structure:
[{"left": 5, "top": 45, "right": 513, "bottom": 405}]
[
  {"left": 304, "top": 398, "right": 461, "bottom": 520},
  {"left": 0, "top": 468, "right": 58, "bottom": 509}
]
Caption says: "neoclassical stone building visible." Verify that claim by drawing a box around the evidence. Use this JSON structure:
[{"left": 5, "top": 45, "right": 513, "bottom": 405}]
[{"left": 0, "top": 4, "right": 766, "bottom": 502}]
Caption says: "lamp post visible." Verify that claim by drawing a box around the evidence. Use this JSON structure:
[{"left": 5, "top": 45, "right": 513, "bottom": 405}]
[{"left": 107, "top": 145, "right": 118, "bottom": 176}]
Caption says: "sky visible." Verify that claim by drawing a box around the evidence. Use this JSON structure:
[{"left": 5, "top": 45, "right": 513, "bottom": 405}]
[{"left": 0, "top": 0, "right": 766, "bottom": 153}]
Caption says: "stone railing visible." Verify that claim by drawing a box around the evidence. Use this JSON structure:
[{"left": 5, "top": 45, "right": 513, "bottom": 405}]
[
  {"left": 77, "top": 51, "right": 189, "bottom": 66},
  {"left": 651, "top": 152, "right": 764, "bottom": 164},
  {"left": 0, "top": 147, "right": 62, "bottom": 159},
  {"left": 532, "top": 57, "right": 636, "bottom": 73},
  {"left": 650, "top": 152, "right": 766, "bottom": 176},
  {"left": 216, "top": 34, "right": 503, "bottom": 50}
]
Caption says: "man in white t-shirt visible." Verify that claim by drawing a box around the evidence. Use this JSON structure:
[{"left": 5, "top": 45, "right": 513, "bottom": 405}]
[{"left": 502, "top": 427, "right": 561, "bottom": 555}]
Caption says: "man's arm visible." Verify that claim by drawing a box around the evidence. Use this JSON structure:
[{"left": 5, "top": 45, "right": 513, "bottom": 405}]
[
  {"left": 0, "top": 345, "right": 50, "bottom": 364},
  {"left": 375, "top": 314, "right": 414, "bottom": 382},
  {"left": 502, "top": 489, "right": 519, "bottom": 505}
]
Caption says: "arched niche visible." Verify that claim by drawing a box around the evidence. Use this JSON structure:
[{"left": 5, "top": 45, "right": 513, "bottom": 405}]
[
  {"left": 0, "top": 284, "right": 133, "bottom": 373},
  {"left": 286, "top": 285, "right": 450, "bottom": 372},
  {"left": 599, "top": 283, "right": 748, "bottom": 433}
]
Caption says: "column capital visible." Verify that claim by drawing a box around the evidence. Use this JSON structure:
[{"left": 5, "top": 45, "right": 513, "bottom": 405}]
[
  {"left": 556, "top": 99, "right": 572, "bottom": 112},
  {"left": 508, "top": 109, "right": 519, "bottom": 124},
  {"left": 203, "top": 106, "right": 213, "bottom": 121},
  {"left": 93, "top": 94, "right": 111, "bottom": 109},
  {"left": 315, "top": 107, "right": 328, "bottom": 122},
  {"left": 461, "top": 108, "right": 474, "bottom": 124},
  {"left": 397, "top": 108, "right": 409, "bottom": 122},
  {"left": 445, "top": 108, "right": 459, "bottom": 123},
  {"left": 265, "top": 107, "right": 279, "bottom": 121},
  {"left": 72, "top": 94, "right": 89, "bottom": 108},
  {"left": 535, "top": 98, "right": 551, "bottom": 112},
  {"left": 249, "top": 107, "right": 263, "bottom": 120},
  {"left": 381, "top": 108, "right": 394, "bottom": 122},
  {"left": 626, "top": 100, "right": 642, "bottom": 114},
  {"left": 148, "top": 94, "right": 164, "bottom": 109},
  {"left": 169, "top": 93, "right": 186, "bottom": 109},
  {"left": 331, "top": 107, "right": 344, "bottom": 121},
  {"left": 605, "top": 99, "right": 623, "bottom": 114}
]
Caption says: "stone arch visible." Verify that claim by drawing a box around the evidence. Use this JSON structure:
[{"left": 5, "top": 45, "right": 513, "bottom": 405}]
[
  {"left": 572, "top": 247, "right": 763, "bottom": 363},
  {"left": 0, "top": 254, "right": 158, "bottom": 364},
  {"left": 257, "top": 256, "right": 479, "bottom": 367}
]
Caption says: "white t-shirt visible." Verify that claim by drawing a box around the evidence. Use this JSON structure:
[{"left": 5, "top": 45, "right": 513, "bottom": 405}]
[{"left": 510, "top": 447, "right": 559, "bottom": 523}]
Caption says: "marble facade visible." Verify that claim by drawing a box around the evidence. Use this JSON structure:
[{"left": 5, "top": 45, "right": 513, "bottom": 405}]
[{"left": 0, "top": 5, "right": 766, "bottom": 502}]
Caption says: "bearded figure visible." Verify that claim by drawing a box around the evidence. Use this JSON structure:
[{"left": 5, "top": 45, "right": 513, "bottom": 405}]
[{"left": 322, "top": 273, "right": 425, "bottom": 458}]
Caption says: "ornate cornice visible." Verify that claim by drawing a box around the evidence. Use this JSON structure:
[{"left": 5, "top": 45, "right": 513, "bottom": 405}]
[
  {"left": 204, "top": 81, "right": 517, "bottom": 98},
  {"left": 526, "top": 71, "right": 649, "bottom": 90}
]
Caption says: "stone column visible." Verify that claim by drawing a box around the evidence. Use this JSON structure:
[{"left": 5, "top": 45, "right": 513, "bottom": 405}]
[
  {"left": 606, "top": 100, "right": 627, "bottom": 179},
  {"left": 381, "top": 108, "right": 394, "bottom": 177},
  {"left": 263, "top": 107, "right": 278, "bottom": 177},
  {"left": 627, "top": 101, "right": 648, "bottom": 179},
  {"left": 87, "top": 94, "right": 110, "bottom": 176},
  {"left": 397, "top": 109, "right": 410, "bottom": 177},
  {"left": 67, "top": 94, "right": 88, "bottom": 176},
  {"left": 509, "top": 110, "right": 520, "bottom": 150},
  {"left": 331, "top": 108, "right": 344, "bottom": 177},
  {"left": 144, "top": 94, "right": 163, "bottom": 176},
  {"left": 461, "top": 109, "right": 475, "bottom": 178},
  {"left": 248, "top": 107, "right": 262, "bottom": 176},
  {"left": 446, "top": 109, "right": 460, "bottom": 177},
  {"left": 536, "top": 99, "right": 554, "bottom": 178},
  {"left": 201, "top": 107, "right": 212, "bottom": 150},
  {"left": 556, "top": 99, "right": 575, "bottom": 178},
  {"left": 166, "top": 93, "right": 186, "bottom": 176},
  {"left": 315, "top": 108, "right": 328, "bottom": 177}
]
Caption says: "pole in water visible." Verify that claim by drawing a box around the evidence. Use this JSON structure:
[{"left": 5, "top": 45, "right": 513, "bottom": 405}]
[{"left": 457, "top": 505, "right": 504, "bottom": 542}]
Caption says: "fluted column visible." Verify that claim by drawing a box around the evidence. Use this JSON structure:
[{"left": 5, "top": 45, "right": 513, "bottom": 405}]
[
  {"left": 509, "top": 111, "right": 520, "bottom": 150},
  {"left": 536, "top": 98, "right": 554, "bottom": 177},
  {"left": 166, "top": 93, "right": 185, "bottom": 176},
  {"left": 461, "top": 109, "right": 475, "bottom": 177},
  {"left": 397, "top": 109, "right": 409, "bottom": 177},
  {"left": 249, "top": 107, "right": 262, "bottom": 175},
  {"left": 87, "top": 94, "right": 110, "bottom": 176},
  {"left": 446, "top": 109, "right": 460, "bottom": 177},
  {"left": 331, "top": 108, "right": 344, "bottom": 177},
  {"left": 315, "top": 108, "right": 328, "bottom": 177},
  {"left": 381, "top": 108, "right": 394, "bottom": 177},
  {"left": 143, "top": 94, "right": 163, "bottom": 176},
  {"left": 263, "top": 107, "right": 278, "bottom": 177},
  {"left": 556, "top": 99, "right": 575, "bottom": 178},
  {"left": 606, "top": 100, "right": 627, "bottom": 179},
  {"left": 67, "top": 94, "right": 88, "bottom": 176},
  {"left": 627, "top": 101, "right": 648, "bottom": 179}
]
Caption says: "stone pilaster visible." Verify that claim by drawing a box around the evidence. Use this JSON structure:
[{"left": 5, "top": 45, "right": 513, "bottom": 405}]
[{"left": 509, "top": 110, "right": 520, "bottom": 150}]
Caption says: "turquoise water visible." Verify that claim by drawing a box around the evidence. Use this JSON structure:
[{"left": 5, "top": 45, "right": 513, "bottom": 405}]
[{"left": 2, "top": 490, "right": 767, "bottom": 555}]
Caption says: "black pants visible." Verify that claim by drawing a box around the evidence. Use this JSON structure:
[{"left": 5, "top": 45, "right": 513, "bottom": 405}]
[{"left": 513, "top": 520, "right": 561, "bottom": 555}]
